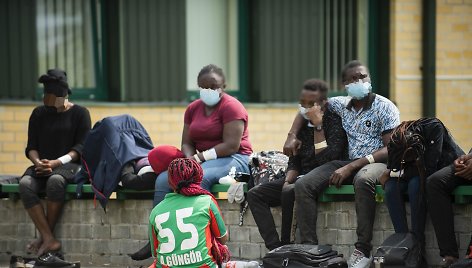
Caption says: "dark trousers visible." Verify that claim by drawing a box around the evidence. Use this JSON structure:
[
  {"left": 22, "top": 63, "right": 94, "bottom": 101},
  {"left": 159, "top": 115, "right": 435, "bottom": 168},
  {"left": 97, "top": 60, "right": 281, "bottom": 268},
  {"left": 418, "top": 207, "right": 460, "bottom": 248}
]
[
  {"left": 294, "top": 160, "right": 352, "bottom": 244},
  {"left": 384, "top": 176, "right": 426, "bottom": 244},
  {"left": 427, "top": 165, "right": 472, "bottom": 258},
  {"left": 295, "top": 160, "right": 386, "bottom": 257},
  {"left": 247, "top": 178, "right": 295, "bottom": 250}
]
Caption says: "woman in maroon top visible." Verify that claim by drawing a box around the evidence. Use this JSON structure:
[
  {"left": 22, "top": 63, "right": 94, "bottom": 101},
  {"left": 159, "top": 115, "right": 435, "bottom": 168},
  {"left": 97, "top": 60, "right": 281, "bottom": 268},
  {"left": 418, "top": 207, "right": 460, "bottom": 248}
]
[
  {"left": 154, "top": 64, "right": 252, "bottom": 204},
  {"left": 130, "top": 64, "right": 252, "bottom": 261}
]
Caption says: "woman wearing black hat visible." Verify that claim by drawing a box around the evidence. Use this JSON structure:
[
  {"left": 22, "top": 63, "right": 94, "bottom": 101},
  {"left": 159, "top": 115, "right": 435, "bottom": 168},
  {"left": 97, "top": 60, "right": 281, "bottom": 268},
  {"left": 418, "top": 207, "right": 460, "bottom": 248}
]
[{"left": 19, "top": 69, "right": 91, "bottom": 256}]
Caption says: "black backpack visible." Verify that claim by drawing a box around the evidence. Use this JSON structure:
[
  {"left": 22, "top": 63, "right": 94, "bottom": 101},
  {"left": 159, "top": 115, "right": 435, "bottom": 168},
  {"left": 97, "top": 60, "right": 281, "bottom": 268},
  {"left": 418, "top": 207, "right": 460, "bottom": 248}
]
[
  {"left": 373, "top": 232, "right": 426, "bottom": 268},
  {"left": 263, "top": 244, "right": 346, "bottom": 268}
]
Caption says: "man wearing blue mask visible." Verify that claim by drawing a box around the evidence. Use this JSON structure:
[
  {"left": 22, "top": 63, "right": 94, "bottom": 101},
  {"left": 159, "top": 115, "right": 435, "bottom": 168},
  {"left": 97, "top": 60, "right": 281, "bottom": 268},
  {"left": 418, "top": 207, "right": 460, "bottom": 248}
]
[{"left": 284, "top": 60, "right": 400, "bottom": 268}]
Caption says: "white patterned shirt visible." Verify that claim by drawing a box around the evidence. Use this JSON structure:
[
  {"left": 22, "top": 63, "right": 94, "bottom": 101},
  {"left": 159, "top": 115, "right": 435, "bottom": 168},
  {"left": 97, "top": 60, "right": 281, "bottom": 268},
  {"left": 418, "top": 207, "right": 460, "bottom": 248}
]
[{"left": 328, "top": 93, "right": 400, "bottom": 159}]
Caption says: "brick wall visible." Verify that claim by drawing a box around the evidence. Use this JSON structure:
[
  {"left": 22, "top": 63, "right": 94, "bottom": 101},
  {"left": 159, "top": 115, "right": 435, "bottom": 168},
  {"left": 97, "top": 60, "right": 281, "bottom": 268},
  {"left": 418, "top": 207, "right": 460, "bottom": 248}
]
[
  {"left": 436, "top": 0, "right": 472, "bottom": 151},
  {"left": 0, "top": 198, "right": 470, "bottom": 267},
  {"left": 0, "top": 104, "right": 297, "bottom": 175},
  {"left": 390, "top": 0, "right": 423, "bottom": 119},
  {"left": 390, "top": 0, "right": 472, "bottom": 150}
]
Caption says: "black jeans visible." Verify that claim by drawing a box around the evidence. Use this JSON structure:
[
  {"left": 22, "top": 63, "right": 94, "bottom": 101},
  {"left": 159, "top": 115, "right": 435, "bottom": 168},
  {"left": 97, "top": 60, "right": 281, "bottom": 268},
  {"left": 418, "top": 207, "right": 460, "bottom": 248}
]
[
  {"left": 295, "top": 160, "right": 386, "bottom": 257},
  {"left": 247, "top": 178, "right": 295, "bottom": 250},
  {"left": 427, "top": 165, "right": 472, "bottom": 258}
]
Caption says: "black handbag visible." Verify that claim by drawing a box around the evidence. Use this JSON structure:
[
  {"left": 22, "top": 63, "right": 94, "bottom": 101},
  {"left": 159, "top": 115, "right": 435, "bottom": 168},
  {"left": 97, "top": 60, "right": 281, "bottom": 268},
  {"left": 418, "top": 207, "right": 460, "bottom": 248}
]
[
  {"left": 373, "top": 232, "right": 425, "bottom": 268},
  {"left": 262, "top": 244, "right": 341, "bottom": 268}
]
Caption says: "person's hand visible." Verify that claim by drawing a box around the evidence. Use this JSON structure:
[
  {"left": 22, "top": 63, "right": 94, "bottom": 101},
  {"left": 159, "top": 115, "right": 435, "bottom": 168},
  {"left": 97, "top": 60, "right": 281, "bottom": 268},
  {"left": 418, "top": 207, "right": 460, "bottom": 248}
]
[
  {"left": 329, "top": 165, "right": 354, "bottom": 188},
  {"left": 455, "top": 158, "right": 472, "bottom": 180},
  {"left": 379, "top": 170, "right": 390, "bottom": 189},
  {"left": 454, "top": 154, "right": 472, "bottom": 172},
  {"left": 34, "top": 159, "right": 53, "bottom": 176},
  {"left": 305, "top": 102, "right": 325, "bottom": 127},
  {"left": 283, "top": 134, "right": 301, "bottom": 157},
  {"left": 283, "top": 181, "right": 291, "bottom": 189}
]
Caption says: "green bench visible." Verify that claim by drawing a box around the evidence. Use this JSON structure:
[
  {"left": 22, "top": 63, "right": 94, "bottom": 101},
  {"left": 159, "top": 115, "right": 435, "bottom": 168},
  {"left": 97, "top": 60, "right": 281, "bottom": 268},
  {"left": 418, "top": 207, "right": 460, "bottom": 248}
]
[
  {"left": 0, "top": 183, "right": 247, "bottom": 201},
  {"left": 318, "top": 184, "right": 472, "bottom": 204},
  {"left": 2, "top": 183, "right": 472, "bottom": 204}
]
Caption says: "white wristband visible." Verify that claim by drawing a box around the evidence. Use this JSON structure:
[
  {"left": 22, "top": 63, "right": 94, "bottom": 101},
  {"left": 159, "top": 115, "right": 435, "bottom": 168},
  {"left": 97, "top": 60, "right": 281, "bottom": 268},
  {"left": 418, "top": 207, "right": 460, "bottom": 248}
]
[
  {"left": 57, "top": 154, "right": 72, "bottom": 165},
  {"left": 193, "top": 153, "right": 202, "bottom": 163},
  {"left": 365, "top": 154, "right": 375, "bottom": 164},
  {"left": 202, "top": 148, "right": 217, "bottom": 161},
  {"left": 390, "top": 169, "right": 403, "bottom": 178},
  {"left": 314, "top": 140, "right": 328, "bottom": 150}
]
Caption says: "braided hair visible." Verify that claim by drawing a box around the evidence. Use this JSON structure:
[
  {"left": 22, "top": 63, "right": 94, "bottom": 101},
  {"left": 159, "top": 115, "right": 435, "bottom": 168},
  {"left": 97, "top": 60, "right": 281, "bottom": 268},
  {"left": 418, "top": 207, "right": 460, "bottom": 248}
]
[
  {"left": 387, "top": 118, "right": 427, "bottom": 175},
  {"left": 167, "top": 158, "right": 230, "bottom": 265}
]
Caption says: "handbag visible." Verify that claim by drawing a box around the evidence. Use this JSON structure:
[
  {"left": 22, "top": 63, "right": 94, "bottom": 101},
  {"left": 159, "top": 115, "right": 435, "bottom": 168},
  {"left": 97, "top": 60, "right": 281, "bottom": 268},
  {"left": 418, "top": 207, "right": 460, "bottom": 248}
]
[
  {"left": 373, "top": 232, "right": 425, "bottom": 268},
  {"left": 262, "top": 244, "right": 341, "bottom": 268}
]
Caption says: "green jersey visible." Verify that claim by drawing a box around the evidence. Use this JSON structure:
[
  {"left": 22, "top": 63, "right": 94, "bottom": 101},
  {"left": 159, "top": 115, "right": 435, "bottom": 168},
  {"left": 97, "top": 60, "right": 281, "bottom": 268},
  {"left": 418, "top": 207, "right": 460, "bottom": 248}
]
[{"left": 149, "top": 193, "right": 227, "bottom": 268}]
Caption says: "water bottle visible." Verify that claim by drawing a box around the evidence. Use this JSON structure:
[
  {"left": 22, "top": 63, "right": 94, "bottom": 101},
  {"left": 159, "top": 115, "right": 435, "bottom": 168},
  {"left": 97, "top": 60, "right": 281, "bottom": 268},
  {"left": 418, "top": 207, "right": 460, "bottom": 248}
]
[{"left": 222, "top": 260, "right": 260, "bottom": 268}]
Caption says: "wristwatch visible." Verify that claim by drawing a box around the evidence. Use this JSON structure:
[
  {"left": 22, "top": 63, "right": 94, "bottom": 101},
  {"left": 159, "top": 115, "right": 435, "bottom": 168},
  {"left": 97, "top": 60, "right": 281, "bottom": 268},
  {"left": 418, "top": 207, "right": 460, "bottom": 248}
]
[{"left": 314, "top": 124, "right": 323, "bottom": 132}]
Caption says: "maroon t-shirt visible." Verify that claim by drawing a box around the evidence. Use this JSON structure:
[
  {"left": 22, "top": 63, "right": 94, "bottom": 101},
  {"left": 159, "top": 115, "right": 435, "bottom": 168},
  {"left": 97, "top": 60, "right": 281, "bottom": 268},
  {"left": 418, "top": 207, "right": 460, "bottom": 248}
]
[{"left": 184, "top": 94, "right": 252, "bottom": 155}]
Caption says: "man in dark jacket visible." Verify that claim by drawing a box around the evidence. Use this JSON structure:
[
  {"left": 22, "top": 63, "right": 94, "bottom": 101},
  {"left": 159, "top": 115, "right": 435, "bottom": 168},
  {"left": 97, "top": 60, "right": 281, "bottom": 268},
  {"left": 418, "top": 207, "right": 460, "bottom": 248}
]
[{"left": 247, "top": 79, "right": 348, "bottom": 250}]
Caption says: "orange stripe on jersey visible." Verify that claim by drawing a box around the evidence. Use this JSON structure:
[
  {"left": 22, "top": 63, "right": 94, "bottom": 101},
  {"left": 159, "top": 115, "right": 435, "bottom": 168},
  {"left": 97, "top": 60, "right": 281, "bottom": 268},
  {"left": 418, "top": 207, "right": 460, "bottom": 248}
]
[
  {"left": 209, "top": 208, "right": 223, "bottom": 237},
  {"left": 205, "top": 217, "right": 215, "bottom": 263}
]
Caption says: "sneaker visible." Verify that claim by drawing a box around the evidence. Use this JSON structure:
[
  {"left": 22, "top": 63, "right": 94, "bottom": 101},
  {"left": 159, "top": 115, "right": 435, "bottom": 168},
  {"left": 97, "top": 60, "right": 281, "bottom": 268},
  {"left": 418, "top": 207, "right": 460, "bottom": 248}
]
[{"left": 348, "top": 249, "right": 373, "bottom": 268}]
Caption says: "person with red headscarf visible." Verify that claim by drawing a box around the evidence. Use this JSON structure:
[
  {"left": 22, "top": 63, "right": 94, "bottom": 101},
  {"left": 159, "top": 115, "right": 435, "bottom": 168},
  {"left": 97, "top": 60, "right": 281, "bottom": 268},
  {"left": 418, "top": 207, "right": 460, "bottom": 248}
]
[{"left": 149, "top": 158, "right": 229, "bottom": 268}]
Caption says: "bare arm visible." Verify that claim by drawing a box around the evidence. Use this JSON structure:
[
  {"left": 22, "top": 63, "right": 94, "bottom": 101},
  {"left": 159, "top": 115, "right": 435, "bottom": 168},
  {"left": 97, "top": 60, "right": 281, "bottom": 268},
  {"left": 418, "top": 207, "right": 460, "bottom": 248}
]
[
  {"left": 193, "top": 120, "right": 244, "bottom": 161},
  {"left": 181, "top": 124, "right": 196, "bottom": 158},
  {"left": 330, "top": 131, "right": 391, "bottom": 187},
  {"left": 218, "top": 233, "right": 228, "bottom": 245},
  {"left": 28, "top": 149, "right": 80, "bottom": 176},
  {"left": 283, "top": 113, "right": 305, "bottom": 156}
]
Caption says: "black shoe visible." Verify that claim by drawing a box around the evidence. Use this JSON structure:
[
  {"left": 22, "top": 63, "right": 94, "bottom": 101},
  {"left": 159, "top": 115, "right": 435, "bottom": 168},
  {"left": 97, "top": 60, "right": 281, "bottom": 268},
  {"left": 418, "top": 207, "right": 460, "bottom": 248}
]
[
  {"left": 128, "top": 242, "right": 152, "bottom": 261},
  {"left": 35, "top": 252, "right": 80, "bottom": 267}
]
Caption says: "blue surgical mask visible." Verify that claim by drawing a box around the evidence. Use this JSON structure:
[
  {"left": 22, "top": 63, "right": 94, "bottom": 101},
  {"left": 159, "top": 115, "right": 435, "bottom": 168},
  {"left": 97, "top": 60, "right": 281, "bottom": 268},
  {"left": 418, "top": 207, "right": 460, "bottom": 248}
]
[
  {"left": 345, "top": 80, "right": 372, "bottom": 99},
  {"left": 200, "top": 88, "right": 221, "bottom": 106}
]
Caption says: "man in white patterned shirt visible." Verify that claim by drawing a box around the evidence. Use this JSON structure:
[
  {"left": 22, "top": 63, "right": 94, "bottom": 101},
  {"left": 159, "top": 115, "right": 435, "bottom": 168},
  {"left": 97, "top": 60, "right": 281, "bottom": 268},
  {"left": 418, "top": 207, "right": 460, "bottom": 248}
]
[{"left": 285, "top": 60, "right": 400, "bottom": 268}]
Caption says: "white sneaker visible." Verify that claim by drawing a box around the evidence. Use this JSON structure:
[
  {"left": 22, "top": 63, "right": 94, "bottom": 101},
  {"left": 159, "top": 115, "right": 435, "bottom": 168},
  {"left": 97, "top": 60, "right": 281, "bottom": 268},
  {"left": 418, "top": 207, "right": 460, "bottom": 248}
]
[{"left": 348, "top": 249, "right": 373, "bottom": 268}]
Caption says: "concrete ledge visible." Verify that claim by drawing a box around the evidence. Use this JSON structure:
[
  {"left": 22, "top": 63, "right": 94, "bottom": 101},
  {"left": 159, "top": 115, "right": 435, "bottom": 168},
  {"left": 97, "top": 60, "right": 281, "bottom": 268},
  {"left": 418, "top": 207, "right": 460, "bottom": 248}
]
[{"left": 0, "top": 198, "right": 470, "bottom": 267}]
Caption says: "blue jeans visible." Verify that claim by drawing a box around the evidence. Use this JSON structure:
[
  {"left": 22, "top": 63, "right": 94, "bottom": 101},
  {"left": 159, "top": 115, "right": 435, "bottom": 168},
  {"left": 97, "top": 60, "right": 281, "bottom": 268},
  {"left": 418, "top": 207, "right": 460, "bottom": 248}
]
[
  {"left": 153, "top": 154, "right": 250, "bottom": 206},
  {"left": 384, "top": 176, "right": 426, "bottom": 243}
]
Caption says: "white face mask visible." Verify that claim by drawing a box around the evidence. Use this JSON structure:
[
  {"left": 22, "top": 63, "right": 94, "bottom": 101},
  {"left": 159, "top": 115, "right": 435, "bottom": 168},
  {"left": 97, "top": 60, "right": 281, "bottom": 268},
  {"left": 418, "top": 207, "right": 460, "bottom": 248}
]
[
  {"left": 298, "top": 104, "right": 309, "bottom": 120},
  {"left": 199, "top": 88, "right": 221, "bottom": 106},
  {"left": 298, "top": 104, "right": 314, "bottom": 127}
]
